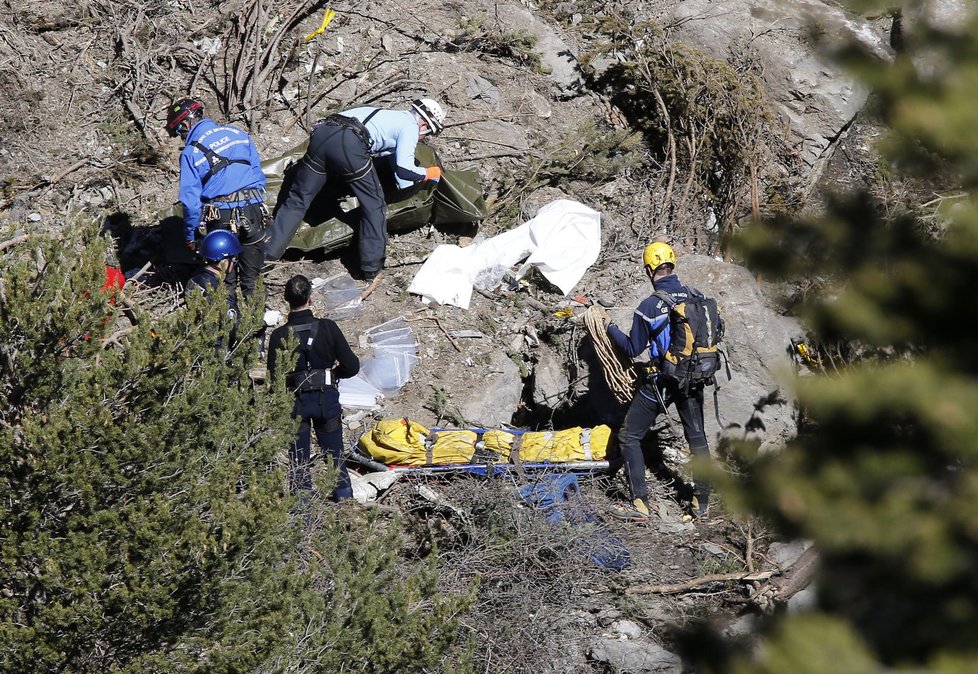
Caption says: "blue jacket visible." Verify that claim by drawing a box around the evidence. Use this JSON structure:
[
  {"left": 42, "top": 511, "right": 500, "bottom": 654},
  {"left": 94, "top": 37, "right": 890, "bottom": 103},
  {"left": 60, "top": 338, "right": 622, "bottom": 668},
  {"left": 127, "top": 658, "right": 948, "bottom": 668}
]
[
  {"left": 184, "top": 266, "right": 239, "bottom": 319},
  {"left": 341, "top": 107, "right": 426, "bottom": 188},
  {"left": 608, "top": 273, "right": 693, "bottom": 363},
  {"left": 179, "top": 119, "right": 266, "bottom": 242}
]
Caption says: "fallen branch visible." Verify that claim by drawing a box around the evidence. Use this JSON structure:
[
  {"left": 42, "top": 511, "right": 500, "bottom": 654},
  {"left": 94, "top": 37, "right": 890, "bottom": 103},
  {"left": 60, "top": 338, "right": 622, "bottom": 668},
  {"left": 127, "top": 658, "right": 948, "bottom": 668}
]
[
  {"left": 430, "top": 314, "right": 462, "bottom": 352},
  {"left": 750, "top": 546, "right": 819, "bottom": 613},
  {"left": 359, "top": 274, "right": 383, "bottom": 300},
  {"left": 0, "top": 235, "right": 30, "bottom": 252},
  {"left": 627, "top": 569, "right": 776, "bottom": 595}
]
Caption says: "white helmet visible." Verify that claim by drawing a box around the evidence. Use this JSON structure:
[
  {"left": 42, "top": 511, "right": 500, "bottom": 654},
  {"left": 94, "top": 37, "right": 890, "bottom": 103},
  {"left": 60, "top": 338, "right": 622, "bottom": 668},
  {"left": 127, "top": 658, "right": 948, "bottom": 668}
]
[{"left": 411, "top": 97, "right": 446, "bottom": 135}]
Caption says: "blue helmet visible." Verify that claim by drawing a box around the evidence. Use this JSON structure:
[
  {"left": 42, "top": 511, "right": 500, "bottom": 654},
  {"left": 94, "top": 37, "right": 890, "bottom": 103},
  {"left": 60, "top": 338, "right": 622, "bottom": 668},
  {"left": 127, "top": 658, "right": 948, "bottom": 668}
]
[{"left": 199, "top": 229, "right": 242, "bottom": 262}]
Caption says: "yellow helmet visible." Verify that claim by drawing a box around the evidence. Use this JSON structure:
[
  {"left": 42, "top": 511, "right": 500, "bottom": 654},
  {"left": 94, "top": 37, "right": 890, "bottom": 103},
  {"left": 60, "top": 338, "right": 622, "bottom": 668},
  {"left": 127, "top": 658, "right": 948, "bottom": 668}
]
[{"left": 642, "top": 242, "right": 676, "bottom": 270}]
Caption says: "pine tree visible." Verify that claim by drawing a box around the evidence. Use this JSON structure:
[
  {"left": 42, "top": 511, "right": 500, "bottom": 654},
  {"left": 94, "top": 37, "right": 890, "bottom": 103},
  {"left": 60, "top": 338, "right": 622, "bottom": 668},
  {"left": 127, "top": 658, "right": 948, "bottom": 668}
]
[
  {"left": 684, "top": 2, "right": 978, "bottom": 672},
  {"left": 0, "top": 224, "right": 472, "bottom": 672}
]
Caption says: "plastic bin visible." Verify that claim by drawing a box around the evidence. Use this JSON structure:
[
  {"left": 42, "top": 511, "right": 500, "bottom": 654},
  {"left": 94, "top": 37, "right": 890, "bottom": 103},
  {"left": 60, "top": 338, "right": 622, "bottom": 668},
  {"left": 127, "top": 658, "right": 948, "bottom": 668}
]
[
  {"left": 316, "top": 273, "right": 363, "bottom": 320},
  {"left": 369, "top": 327, "right": 416, "bottom": 346},
  {"left": 361, "top": 349, "right": 420, "bottom": 391},
  {"left": 365, "top": 316, "right": 407, "bottom": 336}
]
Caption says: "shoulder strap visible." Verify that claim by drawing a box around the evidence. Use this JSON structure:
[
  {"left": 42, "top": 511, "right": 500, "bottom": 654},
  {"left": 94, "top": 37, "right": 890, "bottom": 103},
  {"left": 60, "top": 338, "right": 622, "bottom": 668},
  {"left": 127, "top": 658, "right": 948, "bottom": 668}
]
[
  {"left": 362, "top": 108, "right": 380, "bottom": 125},
  {"left": 651, "top": 290, "right": 677, "bottom": 308},
  {"left": 291, "top": 322, "right": 320, "bottom": 370},
  {"left": 190, "top": 140, "right": 251, "bottom": 186}
]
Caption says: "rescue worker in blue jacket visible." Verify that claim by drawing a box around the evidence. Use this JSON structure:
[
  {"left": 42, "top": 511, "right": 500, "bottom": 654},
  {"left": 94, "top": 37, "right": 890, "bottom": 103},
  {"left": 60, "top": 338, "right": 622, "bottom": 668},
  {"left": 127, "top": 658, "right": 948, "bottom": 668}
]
[
  {"left": 606, "top": 242, "right": 712, "bottom": 522},
  {"left": 185, "top": 229, "right": 242, "bottom": 319},
  {"left": 264, "top": 98, "right": 447, "bottom": 280},
  {"left": 267, "top": 275, "right": 360, "bottom": 500},
  {"left": 166, "top": 97, "right": 267, "bottom": 303}
]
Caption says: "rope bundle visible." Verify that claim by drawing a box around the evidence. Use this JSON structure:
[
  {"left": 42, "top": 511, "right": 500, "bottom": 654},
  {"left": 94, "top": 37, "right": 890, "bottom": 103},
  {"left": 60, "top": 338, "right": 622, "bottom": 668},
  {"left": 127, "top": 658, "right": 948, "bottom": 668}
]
[{"left": 583, "top": 305, "right": 637, "bottom": 404}]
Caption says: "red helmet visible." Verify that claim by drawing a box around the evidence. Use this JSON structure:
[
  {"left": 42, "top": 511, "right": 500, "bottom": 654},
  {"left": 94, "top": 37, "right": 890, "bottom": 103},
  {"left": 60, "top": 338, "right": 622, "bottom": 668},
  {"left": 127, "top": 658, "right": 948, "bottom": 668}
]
[{"left": 165, "top": 98, "right": 204, "bottom": 137}]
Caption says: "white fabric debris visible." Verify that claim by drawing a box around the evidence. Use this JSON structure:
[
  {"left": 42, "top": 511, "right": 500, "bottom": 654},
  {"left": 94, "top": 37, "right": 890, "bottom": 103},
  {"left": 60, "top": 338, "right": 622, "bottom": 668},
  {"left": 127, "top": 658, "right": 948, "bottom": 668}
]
[{"left": 407, "top": 199, "right": 601, "bottom": 309}]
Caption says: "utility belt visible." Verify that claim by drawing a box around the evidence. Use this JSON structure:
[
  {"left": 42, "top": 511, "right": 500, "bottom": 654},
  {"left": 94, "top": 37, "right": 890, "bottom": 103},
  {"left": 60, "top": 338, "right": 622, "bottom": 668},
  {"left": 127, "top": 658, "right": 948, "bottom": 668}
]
[
  {"left": 316, "top": 113, "right": 374, "bottom": 148},
  {"left": 204, "top": 187, "right": 264, "bottom": 206},
  {"left": 286, "top": 368, "right": 334, "bottom": 393},
  {"left": 199, "top": 196, "right": 269, "bottom": 243}
]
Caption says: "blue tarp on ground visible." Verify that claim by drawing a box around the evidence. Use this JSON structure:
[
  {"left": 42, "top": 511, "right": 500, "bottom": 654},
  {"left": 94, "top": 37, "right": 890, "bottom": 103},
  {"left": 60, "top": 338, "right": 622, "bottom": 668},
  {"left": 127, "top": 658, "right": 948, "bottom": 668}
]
[{"left": 518, "top": 474, "right": 631, "bottom": 572}]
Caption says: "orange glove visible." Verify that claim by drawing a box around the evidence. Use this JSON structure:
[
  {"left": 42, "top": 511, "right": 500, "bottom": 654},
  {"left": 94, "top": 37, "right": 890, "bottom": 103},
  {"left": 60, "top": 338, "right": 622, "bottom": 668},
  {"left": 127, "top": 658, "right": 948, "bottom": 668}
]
[{"left": 424, "top": 166, "right": 442, "bottom": 182}]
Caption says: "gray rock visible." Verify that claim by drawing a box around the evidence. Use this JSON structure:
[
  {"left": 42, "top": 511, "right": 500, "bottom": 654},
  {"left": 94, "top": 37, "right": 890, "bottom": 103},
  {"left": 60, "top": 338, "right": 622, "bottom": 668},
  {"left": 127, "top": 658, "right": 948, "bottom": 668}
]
[
  {"left": 523, "top": 90, "right": 553, "bottom": 119},
  {"left": 654, "top": 0, "right": 891, "bottom": 188},
  {"left": 588, "top": 637, "right": 682, "bottom": 673},
  {"left": 787, "top": 586, "right": 818, "bottom": 613},
  {"left": 494, "top": 3, "right": 585, "bottom": 98},
  {"left": 467, "top": 74, "right": 501, "bottom": 108},
  {"left": 767, "top": 540, "right": 813, "bottom": 569},
  {"left": 532, "top": 346, "right": 571, "bottom": 410},
  {"left": 456, "top": 349, "right": 522, "bottom": 427},
  {"left": 724, "top": 612, "right": 760, "bottom": 638},
  {"left": 610, "top": 619, "right": 643, "bottom": 639},
  {"left": 607, "top": 255, "right": 803, "bottom": 454}
]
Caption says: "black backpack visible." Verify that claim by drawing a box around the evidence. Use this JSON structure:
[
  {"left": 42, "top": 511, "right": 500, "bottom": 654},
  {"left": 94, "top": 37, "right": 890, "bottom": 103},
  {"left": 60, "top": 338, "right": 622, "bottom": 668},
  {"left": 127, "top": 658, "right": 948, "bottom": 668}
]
[{"left": 653, "top": 287, "right": 729, "bottom": 393}]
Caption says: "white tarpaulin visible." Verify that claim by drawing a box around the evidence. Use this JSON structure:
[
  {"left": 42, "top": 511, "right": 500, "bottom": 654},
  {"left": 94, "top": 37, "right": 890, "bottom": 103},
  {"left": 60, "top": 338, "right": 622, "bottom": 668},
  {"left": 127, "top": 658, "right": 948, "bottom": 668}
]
[{"left": 408, "top": 199, "right": 601, "bottom": 309}]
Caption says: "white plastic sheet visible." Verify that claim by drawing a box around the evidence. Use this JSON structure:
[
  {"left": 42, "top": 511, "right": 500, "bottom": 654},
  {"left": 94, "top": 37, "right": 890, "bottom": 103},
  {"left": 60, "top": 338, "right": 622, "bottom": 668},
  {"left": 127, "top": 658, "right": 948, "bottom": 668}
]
[{"left": 407, "top": 199, "right": 601, "bottom": 309}]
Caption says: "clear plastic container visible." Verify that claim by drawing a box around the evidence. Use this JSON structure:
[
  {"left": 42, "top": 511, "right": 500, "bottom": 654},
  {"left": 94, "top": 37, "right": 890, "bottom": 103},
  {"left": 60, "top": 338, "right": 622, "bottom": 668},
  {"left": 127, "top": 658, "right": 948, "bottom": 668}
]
[
  {"left": 316, "top": 273, "right": 363, "bottom": 320},
  {"left": 361, "top": 349, "right": 420, "bottom": 391},
  {"left": 338, "top": 373, "right": 383, "bottom": 409},
  {"left": 365, "top": 315, "right": 407, "bottom": 336},
  {"left": 369, "top": 327, "right": 416, "bottom": 347},
  {"left": 372, "top": 342, "right": 419, "bottom": 354}
]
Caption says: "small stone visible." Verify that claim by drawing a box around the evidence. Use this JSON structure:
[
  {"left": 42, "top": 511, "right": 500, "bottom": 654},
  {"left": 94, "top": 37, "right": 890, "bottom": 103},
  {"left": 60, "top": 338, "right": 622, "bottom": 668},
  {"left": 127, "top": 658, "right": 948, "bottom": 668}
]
[{"left": 27, "top": 213, "right": 41, "bottom": 222}]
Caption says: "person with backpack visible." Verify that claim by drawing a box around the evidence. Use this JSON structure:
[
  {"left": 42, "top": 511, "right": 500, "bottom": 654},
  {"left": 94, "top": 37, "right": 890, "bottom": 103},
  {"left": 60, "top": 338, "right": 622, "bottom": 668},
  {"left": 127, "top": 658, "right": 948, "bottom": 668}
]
[
  {"left": 166, "top": 97, "right": 267, "bottom": 305},
  {"left": 606, "top": 242, "right": 720, "bottom": 522},
  {"left": 267, "top": 275, "right": 360, "bottom": 500},
  {"left": 263, "top": 98, "right": 447, "bottom": 281}
]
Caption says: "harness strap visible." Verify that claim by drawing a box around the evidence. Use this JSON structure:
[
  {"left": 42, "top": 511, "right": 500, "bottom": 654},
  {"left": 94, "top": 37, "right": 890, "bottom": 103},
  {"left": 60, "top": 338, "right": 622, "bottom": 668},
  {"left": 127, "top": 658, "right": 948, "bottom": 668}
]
[
  {"left": 191, "top": 141, "right": 251, "bottom": 186},
  {"left": 318, "top": 108, "right": 381, "bottom": 148},
  {"left": 580, "top": 427, "right": 592, "bottom": 461},
  {"left": 205, "top": 187, "right": 264, "bottom": 205}
]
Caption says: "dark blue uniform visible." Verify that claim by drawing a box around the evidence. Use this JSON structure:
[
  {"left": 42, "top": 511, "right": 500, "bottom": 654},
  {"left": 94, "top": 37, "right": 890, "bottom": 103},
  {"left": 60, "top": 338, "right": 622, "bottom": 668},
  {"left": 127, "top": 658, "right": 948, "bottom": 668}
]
[
  {"left": 264, "top": 108, "right": 429, "bottom": 275},
  {"left": 180, "top": 118, "right": 267, "bottom": 301},
  {"left": 267, "top": 309, "right": 360, "bottom": 500},
  {"left": 607, "top": 273, "right": 710, "bottom": 507}
]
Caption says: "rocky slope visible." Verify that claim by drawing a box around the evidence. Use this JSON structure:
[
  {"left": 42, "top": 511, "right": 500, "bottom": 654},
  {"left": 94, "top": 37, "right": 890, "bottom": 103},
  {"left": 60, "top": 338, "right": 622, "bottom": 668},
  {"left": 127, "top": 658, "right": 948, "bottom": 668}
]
[{"left": 0, "top": 0, "right": 896, "bottom": 670}]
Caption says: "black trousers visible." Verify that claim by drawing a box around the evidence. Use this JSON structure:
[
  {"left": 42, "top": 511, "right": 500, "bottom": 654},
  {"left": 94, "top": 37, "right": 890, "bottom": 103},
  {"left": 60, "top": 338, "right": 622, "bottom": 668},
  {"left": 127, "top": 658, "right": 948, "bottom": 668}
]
[
  {"left": 291, "top": 390, "right": 352, "bottom": 501},
  {"left": 205, "top": 201, "right": 266, "bottom": 301},
  {"left": 617, "top": 381, "right": 710, "bottom": 504},
  {"left": 265, "top": 124, "right": 387, "bottom": 274}
]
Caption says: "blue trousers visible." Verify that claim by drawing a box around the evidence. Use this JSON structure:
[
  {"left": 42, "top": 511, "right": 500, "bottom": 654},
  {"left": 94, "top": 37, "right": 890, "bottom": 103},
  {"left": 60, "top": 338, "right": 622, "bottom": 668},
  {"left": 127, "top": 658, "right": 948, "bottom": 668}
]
[
  {"left": 291, "top": 391, "right": 352, "bottom": 501},
  {"left": 618, "top": 382, "right": 710, "bottom": 504}
]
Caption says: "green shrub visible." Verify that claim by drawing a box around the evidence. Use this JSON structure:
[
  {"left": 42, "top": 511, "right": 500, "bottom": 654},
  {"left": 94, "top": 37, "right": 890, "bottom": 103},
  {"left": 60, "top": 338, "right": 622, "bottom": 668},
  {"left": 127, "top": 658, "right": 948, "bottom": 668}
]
[{"left": 0, "top": 223, "right": 472, "bottom": 673}]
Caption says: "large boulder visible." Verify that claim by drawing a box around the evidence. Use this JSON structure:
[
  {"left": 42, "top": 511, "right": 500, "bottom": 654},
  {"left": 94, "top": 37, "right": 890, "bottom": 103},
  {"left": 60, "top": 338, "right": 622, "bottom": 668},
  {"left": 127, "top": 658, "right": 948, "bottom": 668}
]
[
  {"left": 654, "top": 0, "right": 892, "bottom": 189},
  {"left": 605, "top": 255, "right": 803, "bottom": 453}
]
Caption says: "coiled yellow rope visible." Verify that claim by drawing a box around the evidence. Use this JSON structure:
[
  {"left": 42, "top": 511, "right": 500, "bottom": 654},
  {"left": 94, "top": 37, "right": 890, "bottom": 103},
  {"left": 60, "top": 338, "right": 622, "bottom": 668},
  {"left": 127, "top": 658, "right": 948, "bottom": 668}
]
[{"left": 583, "top": 305, "right": 637, "bottom": 405}]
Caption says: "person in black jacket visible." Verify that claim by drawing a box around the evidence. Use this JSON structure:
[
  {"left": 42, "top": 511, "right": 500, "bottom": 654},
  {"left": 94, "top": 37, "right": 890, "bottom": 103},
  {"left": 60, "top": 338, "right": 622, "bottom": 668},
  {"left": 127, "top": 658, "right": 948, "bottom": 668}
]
[{"left": 267, "top": 275, "right": 360, "bottom": 500}]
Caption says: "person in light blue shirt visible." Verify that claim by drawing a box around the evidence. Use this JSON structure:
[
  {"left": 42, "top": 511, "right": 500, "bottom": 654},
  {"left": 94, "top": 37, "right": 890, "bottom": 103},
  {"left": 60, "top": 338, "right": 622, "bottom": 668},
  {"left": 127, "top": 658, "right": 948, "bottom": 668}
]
[
  {"left": 165, "top": 97, "right": 267, "bottom": 302},
  {"left": 264, "top": 98, "right": 447, "bottom": 280}
]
